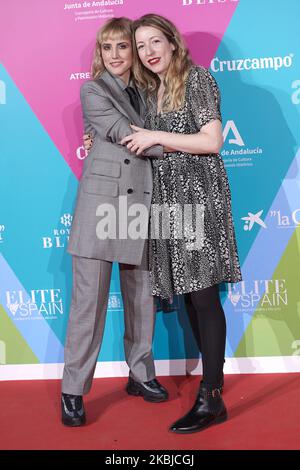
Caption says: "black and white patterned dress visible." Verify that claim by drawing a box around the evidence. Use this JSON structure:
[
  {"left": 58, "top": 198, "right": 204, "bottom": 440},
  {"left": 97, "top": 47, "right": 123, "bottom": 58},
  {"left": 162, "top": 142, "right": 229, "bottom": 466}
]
[{"left": 145, "top": 65, "right": 242, "bottom": 299}]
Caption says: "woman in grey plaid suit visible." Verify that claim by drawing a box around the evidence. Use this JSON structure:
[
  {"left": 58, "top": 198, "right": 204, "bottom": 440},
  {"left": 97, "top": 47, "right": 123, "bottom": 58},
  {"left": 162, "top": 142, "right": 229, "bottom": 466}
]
[{"left": 61, "top": 17, "right": 168, "bottom": 427}]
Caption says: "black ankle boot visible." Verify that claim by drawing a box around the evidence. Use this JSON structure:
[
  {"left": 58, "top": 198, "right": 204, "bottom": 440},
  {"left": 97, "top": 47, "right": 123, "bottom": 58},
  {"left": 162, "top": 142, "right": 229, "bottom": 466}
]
[
  {"left": 169, "top": 384, "right": 227, "bottom": 434},
  {"left": 200, "top": 373, "right": 224, "bottom": 394},
  {"left": 61, "top": 393, "right": 86, "bottom": 427}
]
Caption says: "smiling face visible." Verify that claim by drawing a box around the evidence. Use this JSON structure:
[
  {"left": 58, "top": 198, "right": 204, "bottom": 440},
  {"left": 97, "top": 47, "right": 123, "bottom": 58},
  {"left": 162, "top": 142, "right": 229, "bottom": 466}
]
[
  {"left": 135, "top": 26, "right": 175, "bottom": 80},
  {"left": 101, "top": 35, "right": 133, "bottom": 84}
]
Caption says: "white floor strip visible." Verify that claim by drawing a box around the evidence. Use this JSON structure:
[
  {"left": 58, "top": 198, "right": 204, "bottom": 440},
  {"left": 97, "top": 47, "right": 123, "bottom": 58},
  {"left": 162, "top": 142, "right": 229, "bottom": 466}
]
[{"left": 1, "top": 356, "right": 300, "bottom": 381}]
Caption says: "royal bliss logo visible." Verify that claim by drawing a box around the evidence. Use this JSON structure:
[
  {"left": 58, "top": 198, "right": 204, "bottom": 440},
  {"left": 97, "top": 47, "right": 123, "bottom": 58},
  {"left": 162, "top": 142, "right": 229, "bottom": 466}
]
[
  {"left": 5, "top": 288, "right": 64, "bottom": 320},
  {"left": 42, "top": 213, "right": 73, "bottom": 249}
]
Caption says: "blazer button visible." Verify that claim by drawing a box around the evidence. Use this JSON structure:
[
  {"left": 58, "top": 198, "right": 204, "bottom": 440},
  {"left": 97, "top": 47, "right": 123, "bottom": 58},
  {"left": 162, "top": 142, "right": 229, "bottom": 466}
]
[
  {"left": 124, "top": 158, "right": 130, "bottom": 164},
  {"left": 127, "top": 188, "right": 133, "bottom": 194}
]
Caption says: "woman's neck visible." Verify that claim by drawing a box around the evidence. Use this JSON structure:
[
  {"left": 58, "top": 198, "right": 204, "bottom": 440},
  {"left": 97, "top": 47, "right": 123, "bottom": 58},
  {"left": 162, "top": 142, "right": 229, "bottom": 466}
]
[
  {"left": 157, "top": 71, "right": 166, "bottom": 82},
  {"left": 115, "top": 70, "right": 131, "bottom": 86},
  {"left": 157, "top": 82, "right": 165, "bottom": 114}
]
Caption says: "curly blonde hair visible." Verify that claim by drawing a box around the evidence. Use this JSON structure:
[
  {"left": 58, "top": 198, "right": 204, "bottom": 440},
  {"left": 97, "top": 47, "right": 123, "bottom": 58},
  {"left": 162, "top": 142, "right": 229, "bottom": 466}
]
[
  {"left": 132, "top": 14, "right": 193, "bottom": 112},
  {"left": 91, "top": 17, "right": 133, "bottom": 79}
]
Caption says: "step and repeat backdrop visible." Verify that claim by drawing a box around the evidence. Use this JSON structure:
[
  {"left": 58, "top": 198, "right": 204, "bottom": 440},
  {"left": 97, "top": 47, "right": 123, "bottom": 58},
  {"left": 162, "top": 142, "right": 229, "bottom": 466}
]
[{"left": 1, "top": 0, "right": 300, "bottom": 378}]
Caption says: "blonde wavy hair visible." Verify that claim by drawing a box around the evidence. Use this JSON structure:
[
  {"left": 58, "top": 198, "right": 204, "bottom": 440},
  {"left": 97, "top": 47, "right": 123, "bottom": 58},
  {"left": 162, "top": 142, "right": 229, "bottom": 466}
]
[
  {"left": 91, "top": 17, "right": 133, "bottom": 79},
  {"left": 132, "top": 14, "right": 193, "bottom": 112}
]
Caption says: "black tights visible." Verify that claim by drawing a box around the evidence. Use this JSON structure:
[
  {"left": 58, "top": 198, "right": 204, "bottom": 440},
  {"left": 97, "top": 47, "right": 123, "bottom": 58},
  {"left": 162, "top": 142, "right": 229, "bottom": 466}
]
[{"left": 185, "top": 284, "right": 226, "bottom": 388}]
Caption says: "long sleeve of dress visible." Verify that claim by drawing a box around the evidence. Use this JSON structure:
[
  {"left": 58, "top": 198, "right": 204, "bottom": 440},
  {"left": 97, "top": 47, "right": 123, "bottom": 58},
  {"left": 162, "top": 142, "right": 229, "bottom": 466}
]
[{"left": 187, "top": 66, "right": 222, "bottom": 130}]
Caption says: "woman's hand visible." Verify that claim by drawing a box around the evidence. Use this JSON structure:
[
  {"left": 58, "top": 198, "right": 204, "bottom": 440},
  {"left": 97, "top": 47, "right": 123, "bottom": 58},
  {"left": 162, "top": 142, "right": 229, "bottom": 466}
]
[
  {"left": 120, "top": 125, "right": 161, "bottom": 155},
  {"left": 83, "top": 134, "right": 93, "bottom": 151}
]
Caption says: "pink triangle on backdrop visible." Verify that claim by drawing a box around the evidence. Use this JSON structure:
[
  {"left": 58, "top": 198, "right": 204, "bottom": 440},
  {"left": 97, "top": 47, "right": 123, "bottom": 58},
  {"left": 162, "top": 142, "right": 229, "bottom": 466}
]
[{"left": 0, "top": 0, "right": 239, "bottom": 179}]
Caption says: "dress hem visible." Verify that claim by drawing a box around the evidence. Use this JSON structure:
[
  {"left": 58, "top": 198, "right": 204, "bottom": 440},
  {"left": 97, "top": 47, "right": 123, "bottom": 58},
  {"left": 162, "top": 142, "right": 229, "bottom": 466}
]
[{"left": 151, "top": 274, "right": 243, "bottom": 300}]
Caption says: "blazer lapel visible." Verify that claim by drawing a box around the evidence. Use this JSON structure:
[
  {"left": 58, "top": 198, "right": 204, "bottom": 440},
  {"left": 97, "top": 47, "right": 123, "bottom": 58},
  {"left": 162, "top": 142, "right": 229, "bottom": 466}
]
[
  {"left": 98, "top": 71, "right": 144, "bottom": 126},
  {"left": 136, "top": 88, "right": 147, "bottom": 120}
]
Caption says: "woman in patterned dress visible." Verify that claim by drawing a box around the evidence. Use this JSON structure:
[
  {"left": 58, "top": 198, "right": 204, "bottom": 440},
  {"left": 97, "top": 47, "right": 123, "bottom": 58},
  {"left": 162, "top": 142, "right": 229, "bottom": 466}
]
[{"left": 120, "top": 14, "right": 242, "bottom": 434}]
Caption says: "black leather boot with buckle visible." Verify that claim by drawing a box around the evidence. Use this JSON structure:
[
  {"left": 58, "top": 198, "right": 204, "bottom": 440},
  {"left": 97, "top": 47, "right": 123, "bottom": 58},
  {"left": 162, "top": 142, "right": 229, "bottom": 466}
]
[{"left": 169, "top": 383, "right": 227, "bottom": 434}]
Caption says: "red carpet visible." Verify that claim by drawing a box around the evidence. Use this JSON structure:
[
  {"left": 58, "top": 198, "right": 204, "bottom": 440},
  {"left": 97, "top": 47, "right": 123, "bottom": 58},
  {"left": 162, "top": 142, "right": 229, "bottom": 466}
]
[{"left": 1, "top": 373, "right": 300, "bottom": 450}]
